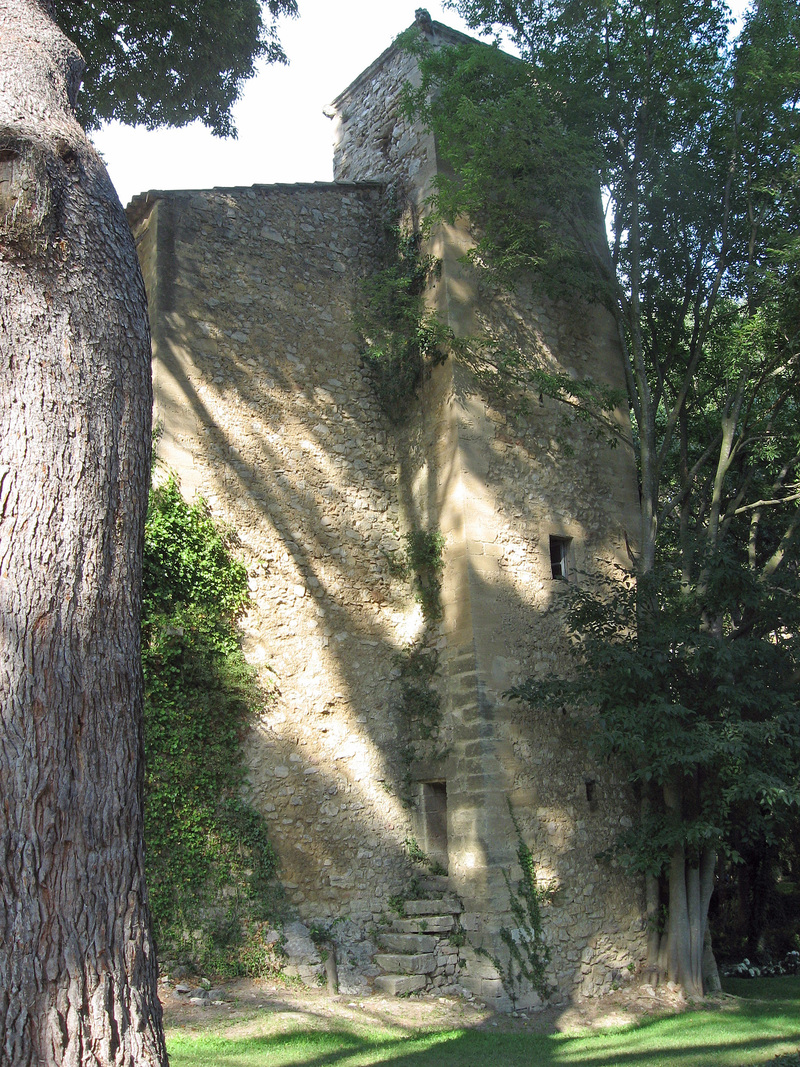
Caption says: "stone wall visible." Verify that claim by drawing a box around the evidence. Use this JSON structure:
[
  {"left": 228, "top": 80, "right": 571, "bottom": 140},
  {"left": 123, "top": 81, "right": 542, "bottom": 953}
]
[
  {"left": 130, "top": 13, "right": 647, "bottom": 1009},
  {"left": 327, "top": 15, "right": 646, "bottom": 1006},
  {"left": 131, "top": 181, "right": 433, "bottom": 995}
]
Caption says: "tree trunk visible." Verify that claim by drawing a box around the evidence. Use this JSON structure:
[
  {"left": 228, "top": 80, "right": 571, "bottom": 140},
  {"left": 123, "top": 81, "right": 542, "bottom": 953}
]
[
  {"left": 662, "top": 779, "right": 718, "bottom": 998},
  {"left": 664, "top": 842, "right": 718, "bottom": 998},
  {"left": 702, "top": 927, "right": 722, "bottom": 994},
  {"left": 0, "top": 3, "right": 167, "bottom": 1063},
  {"left": 666, "top": 842, "right": 700, "bottom": 996}
]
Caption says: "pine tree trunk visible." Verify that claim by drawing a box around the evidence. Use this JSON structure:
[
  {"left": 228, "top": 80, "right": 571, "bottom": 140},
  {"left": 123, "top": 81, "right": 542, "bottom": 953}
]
[{"left": 0, "top": 2, "right": 167, "bottom": 1063}]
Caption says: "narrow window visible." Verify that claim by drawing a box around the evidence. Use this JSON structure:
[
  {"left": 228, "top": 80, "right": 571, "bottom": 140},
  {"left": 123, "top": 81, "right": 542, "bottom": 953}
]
[
  {"left": 549, "top": 536, "right": 571, "bottom": 580},
  {"left": 420, "top": 781, "right": 448, "bottom": 874}
]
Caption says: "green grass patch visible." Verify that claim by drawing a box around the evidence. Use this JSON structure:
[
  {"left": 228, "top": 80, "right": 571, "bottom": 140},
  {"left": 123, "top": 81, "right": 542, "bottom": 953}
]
[
  {"left": 167, "top": 1026, "right": 459, "bottom": 1067},
  {"left": 167, "top": 977, "right": 800, "bottom": 1067}
]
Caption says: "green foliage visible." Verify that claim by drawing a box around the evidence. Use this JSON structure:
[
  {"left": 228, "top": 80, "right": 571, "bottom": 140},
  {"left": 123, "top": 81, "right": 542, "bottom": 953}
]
[
  {"left": 388, "top": 528, "right": 447, "bottom": 796},
  {"left": 401, "top": 836, "right": 446, "bottom": 876},
  {"left": 713, "top": 816, "right": 800, "bottom": 964},
  {"left": 406, "top": 1, "right": 800, "bottom": 581},
  {"left": 53, "top": 0, "right": 297, "bottom": 136},
  {"left": 308, "top": 918, "right": 344, "bottom": 948},
  {"left": 395, "top": 644, "right": 442, "bottom": 770},
  {"left": 355, "top": 220, "right": 458, "bottom": 420},
  {"left": 404, "top": 836, "right": 428, "bottom": 865},
  {"left": 387, "top": 894, "right": 407, "bottom": 917},
  {"left": 509, "top": 559, "right": 800, "bottom": 882},
  {"left": 384, "top": 527, "right": 447, "bottom": 622},
  {"left": 479, "top": 802, "right": 552, "bottom": 1006},
  {"left": 143, "top": 476, "right": 249, "bottom": 618},
  {"left": 142, "top": 475, "right": 281, "bottom": 975},
  {"left": 404, "top": 528, "right": 446, "bottom": 623},
  {"left": 401, "top": 35, "right": 631, "bottom": 442},
  {"left": 402, "top": 35, "right": 603, "bottom": 297}
]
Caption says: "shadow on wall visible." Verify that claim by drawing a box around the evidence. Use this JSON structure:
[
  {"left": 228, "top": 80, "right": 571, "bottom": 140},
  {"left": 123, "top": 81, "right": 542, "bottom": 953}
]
[{"left": 135, "top": 182, "right": 644, "bottom": 1000}]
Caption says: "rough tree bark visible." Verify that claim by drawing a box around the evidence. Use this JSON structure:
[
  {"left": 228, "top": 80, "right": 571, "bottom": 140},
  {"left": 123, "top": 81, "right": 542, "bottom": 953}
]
[{"left": 0, "top": 2, "right": 167, "bottom": 1063}]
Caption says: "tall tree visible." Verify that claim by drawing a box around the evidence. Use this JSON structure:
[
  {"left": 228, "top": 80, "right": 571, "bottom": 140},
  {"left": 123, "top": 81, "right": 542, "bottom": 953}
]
[
  {"left": 52, "top": 0, "right": 297, "bottom": 137},
  {"left": 0, "top": 1, "right": 293, "bottom": 1060},
  {"left": 408, "top": 0, "right": 800, "bottom": 995}
]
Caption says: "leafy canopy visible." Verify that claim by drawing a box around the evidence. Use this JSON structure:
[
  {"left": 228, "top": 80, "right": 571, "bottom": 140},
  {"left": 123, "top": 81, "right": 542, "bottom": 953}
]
[
  {"left": 510, "top": 556, "right": 800, "bottom": 879},
  {"left": 53, "top": 0, "right": 298, "bottom": 135},
  {"left": 415, "top": 1, "right": 799, "bottom": 580}
]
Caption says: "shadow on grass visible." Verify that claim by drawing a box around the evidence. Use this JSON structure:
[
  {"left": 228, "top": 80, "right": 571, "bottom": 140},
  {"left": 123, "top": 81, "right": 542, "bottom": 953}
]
[{"left": 167, "top": 980, "right": 800, "bottom": 1067}]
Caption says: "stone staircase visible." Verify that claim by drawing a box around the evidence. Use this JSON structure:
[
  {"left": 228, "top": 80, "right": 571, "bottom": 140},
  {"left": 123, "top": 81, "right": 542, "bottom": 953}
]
[{"left": 374, "top": 877, "right": 466, "bottom": 995}]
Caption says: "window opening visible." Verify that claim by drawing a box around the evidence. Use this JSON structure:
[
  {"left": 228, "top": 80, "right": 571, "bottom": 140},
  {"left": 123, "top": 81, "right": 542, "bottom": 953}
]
[
  {"left": 419, "top": 781, "right": 448, "bottom": 874},
  {"left": 549, "top": 536, "right": 571, "bottom": 580}
]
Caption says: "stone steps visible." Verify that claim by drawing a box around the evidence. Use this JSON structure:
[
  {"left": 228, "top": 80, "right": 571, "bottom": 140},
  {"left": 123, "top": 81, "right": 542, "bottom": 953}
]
[
  {"left": 375, "top": 888, "right": 464, "bottom": 996},
  {"left": 374, "top": 974, "right": 427, "bottom": 995},
  {"left": 391, "top": 914, "right": 455, "bottom": 934},
  {"left": 380, "top": 932, "right": 437, "bottom": 953},
  {"left": 374, "top": 952, "right": 437, "bottom": 975},
  {"left": 403, "top": 897, "right": 462, "bottom": 916}
]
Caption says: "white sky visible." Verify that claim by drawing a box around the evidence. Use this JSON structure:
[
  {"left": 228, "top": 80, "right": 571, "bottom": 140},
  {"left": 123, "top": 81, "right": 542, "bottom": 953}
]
[
  {"left": 92, "top": 0, "right": 750, "bottom": 209},
  {"left": 92, "top": 2, "right": 474, "bottom": 207}
]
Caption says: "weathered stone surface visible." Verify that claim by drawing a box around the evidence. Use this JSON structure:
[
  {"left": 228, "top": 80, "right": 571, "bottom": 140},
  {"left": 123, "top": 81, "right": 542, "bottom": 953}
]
[
  {"left": 375, "top": 974, "right": 427, "bottom": 995},
  {"left": 404, "top": 899, "right": 463, "bottom": 917},
  {"left": 391, "top": 915, "right": 455, "bottom": 935},
  {"left": 374, "top": 953, "right": 437, "bottom": 975},
  {"left": 129, "top": 11, "right": 647, "bottom": 1010},
  {"left": 380, "top": 933, "right": 437, "bottom": 954}
]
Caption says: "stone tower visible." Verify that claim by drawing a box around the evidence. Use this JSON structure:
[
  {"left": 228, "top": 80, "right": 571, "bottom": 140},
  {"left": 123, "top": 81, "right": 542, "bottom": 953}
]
[{"left": 129, "top": 11, "right": 645, "bottom": 1009}]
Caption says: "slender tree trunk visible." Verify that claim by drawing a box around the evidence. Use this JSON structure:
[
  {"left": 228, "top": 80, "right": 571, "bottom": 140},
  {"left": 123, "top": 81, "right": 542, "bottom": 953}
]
[
  {"left": 0, "top": 2, "right": 167, "bottom": 1063},
  {"left": 703, "top": 928, "right": 722, "bottom": 994},
  {"left": 662, "top": 777, "right": 707, "bottom": 998},
  {"left": 661, "top": 790, "right": 717, "bottom": 1000},
  {"left": 665, "top": 846, "right": 717, "bottom": 998},
  {"left": 667, "top": 843, "right": 700, "bottom": 996}
]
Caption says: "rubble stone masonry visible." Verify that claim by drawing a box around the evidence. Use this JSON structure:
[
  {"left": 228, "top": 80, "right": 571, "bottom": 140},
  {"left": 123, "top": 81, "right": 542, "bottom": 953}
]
[{"left": 129, "top": 15, "right": 646, "bottom": 1009}]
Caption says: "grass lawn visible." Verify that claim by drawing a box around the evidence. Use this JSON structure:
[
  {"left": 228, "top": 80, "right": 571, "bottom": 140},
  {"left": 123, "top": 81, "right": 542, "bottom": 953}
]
[{"left": 166, "top": 976, "right": 800, "bottom": 1067}]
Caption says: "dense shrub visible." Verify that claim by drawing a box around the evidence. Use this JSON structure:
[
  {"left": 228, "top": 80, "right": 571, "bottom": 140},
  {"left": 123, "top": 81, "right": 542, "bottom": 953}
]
[
  {"left": 142, "top": 476, "right": 281, "bottom": 975},
  {"left": 723, "top": 952, "right": 800, "bottom": 979}
]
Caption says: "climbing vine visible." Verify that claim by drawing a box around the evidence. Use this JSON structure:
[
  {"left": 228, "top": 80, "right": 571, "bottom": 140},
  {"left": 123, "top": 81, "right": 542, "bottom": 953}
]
[
  {"left": 142, "top": 475, "right": 282, "bottom": 976},
  {"left": 389, "top": 527, "right": 448, "bottom": 800},
  {"left": 397, "top": 642, "right": 442, "bottom": 744},
  {"left": 404, "top": 528, "right": 446, "bottom": 623},
  {"left": 479, "top": 802, "right": 553, "bottom": 1006},
  {"left": 354, "top": 215, "right": 457, "bottom": 420}
]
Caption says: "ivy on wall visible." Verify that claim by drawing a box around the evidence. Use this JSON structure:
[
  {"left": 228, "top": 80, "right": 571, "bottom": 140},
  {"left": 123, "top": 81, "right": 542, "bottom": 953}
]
[
  {"left": 478, "top": 802, "right": 553, "bottom": 1006},
  {"left": 354, "top": 216, "right": 457, "bottom": 420},
  {"left": 404, "top": 528, "right": 446, "bottom": 623},
  {"left": 142, "top": 476, "right": 282, "bottom": 976},
  {"left": 388, "top": 527, "right": 449, "bottom": 800}
]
